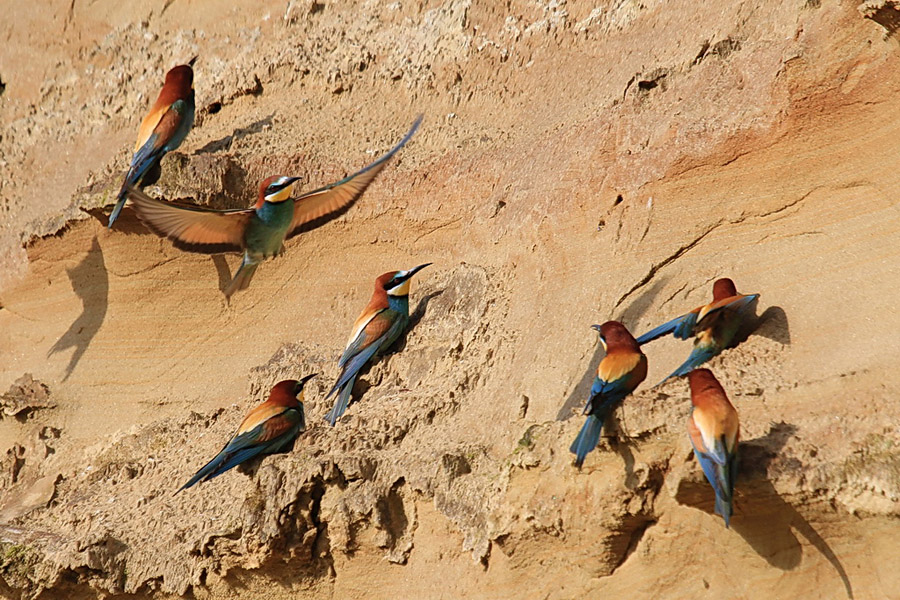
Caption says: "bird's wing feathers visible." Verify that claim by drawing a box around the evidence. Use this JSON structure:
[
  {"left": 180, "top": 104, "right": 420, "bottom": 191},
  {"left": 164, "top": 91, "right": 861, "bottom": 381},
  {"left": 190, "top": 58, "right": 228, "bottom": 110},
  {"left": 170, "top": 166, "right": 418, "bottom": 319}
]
[
  {"left": 673, "top": 309, "right": 701, "bottom": 339},
  {"left": 132, "top": 101, "right": 186, "bottom": 166},
  {"left": 637, "top": 293, "right": 757, "bottom": 345},
  {"left": 253, "top": 410, "right": 303, "bottom": 443},
  {"left": 330, "top": 314, "right": 406, "bottom": 396},
  {"left": 341, "top": 310, "right": 381, "bottom": 364},
  {"left": 129, "top": 133, "right": 162, "bottom": 179},
  {"left": 202, "top": 444, "right": 268, "bottom": 483},
  {"left": 151, "top": 102, "right": 189, "bottom": 149},
  {"left": 697, "top": 294, "right": 758, "bottom": 323},
  {"left": 286, "top": 115, "right": 422, "bottom": 239},
  {"left": 687, "top": 415, "right": 707, "bottom": 454},
  {"left": 177, "top": 406, "right": 301, "bottom": 492},
  {"left": 126, "top": 185, "right": 251, "bottom": 253},
  {"left": 661, "top": 343, "right": 718, "bottom": 384},
  {"left": 636, "top": 307, "right": 701, "bottom": 344},
  {"left": 585, "top": 353, "right": 646, "bottom": 414},
  {"left": 136, "top": 102, "right": 170, "bottom": 151},
  {"left": 635, "top": 315, "right": 683, "bottom": 345},
  {"left": 285, "top": 167, "right": 387, "bottom": 237},
  {"left": 212, "top": 410, "right": 302, "bottom": 473},
  {"left": 709, "top": 436, "right": 730, "bottom": 467},
  {"left": 237, "top": 403, "right": 292, "bottom": 436},
  {"left": 339, "top": 309, "right": 394, "bottom": 367},
  {"left": 689, "top": 417, "right": 728, "bottom": 493},
  {"left": 690, "top": 407, "right": 736, "bottom": 464}
]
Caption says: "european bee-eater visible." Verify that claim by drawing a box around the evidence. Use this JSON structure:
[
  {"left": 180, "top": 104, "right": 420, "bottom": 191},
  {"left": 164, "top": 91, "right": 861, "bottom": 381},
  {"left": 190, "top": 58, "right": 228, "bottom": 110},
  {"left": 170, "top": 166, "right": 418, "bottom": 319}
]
[
  {"left": 126, "top": 115, "right": 422, "bottom": 298},
  {"left": 687, "top": 368, "right": 739, "bottom": 527},
  {"left": 636, "top": 278, "right": 759, "bottom": 383},
  {"left": 176, "top": 375, "right": 315, "bottom": 493},
  {"left": 324, "top": 264, "right": 431, "bottom": 426},
  {"left": 109, "top": 59, "right": 196, "bottom": 229},
  {"left": 570, "top": 321, "right": 648, "bottom": 468}
]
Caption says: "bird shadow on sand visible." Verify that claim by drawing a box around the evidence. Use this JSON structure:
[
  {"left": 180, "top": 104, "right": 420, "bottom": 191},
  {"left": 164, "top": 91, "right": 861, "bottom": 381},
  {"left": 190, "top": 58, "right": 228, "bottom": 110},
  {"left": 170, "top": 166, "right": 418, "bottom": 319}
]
[
  {"left": 407, "top": 290, "right": 445, "bottom": 333},
  {"left": 212, "top": 254, "right": 235, "bottom": 294},
  {"left": 679, "top": 421, "right": 853, "bottom": 599},
  {"left": 555, "top": 278, "right": 669, "bottom": 422},
  {"left": 47, "top": 236, "right": 108, "bottom": 381},
  {"left": 738, "top": 304, "right": 791, "bottom": 346},
  {"left": 196, "top": 114, "right": 275, "bottom": 154}
]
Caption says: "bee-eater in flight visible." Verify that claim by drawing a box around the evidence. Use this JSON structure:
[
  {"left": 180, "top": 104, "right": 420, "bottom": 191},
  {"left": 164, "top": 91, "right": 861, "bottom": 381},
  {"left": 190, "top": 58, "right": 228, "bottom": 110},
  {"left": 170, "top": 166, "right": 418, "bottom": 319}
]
[
  {"left": 687, "top": 368, "right": 739, "bottom": 527},
  {"left": 109, "top": 58, "right": 196, "bottom": 229},
  {"left": 126, "top": 115, "right": 422, "bottom": 298},
  {"left": 176, "top": 375, "right": 315, "bottom": 493},
  {"left": 324, "top": 264, "right": 431, "bottom": 426},
  {"left": 570, "top": 321, "right": 647, "bottom": 468},
  {"left": 636, "top": 278, "right": 759, "bottom": 384}
]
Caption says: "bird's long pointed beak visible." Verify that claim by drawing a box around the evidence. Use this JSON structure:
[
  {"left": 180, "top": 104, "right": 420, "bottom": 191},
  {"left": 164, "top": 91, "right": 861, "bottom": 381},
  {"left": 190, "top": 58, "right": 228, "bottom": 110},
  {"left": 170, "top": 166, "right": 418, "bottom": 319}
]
[
  {"left": 298, "top": 373, "right": 317, "bottom": 387},
  {"left": 187, "top": 55, "right": 198, "bottom": 67},
  {"left": 590, "top": 324, "right": 602, "bottom": 332},
  {"left": 406, "top": 263, "right": 432, "bottom": 278}
]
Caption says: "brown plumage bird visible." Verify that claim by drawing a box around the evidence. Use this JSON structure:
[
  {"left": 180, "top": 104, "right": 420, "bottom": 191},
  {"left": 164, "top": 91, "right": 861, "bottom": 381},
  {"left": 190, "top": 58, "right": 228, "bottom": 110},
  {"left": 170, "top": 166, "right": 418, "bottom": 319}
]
[{"left": 109, "top": 59, "right": 196, "bottom": 228}]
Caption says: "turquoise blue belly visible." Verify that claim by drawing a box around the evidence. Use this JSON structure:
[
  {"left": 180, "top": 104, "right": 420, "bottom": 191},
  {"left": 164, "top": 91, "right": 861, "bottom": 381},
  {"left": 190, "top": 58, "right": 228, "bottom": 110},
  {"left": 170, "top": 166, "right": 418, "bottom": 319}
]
[{"left": 246, "top": 202, "right": 293, "bottom": 259}]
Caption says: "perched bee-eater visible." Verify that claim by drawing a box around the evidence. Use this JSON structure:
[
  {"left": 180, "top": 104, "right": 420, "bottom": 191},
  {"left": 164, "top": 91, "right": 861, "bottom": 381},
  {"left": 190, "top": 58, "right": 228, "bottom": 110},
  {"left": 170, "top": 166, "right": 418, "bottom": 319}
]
[
  {"left": 687, "top": 368, "right": 739, "bottom": 527},
  {"left": 636, "top": 278, "right": 759, "bottom": 383},
  {"left": 324, "top": 264, "right": 431, "bottom": 426},
  {"left": 109, "top": 59, "right": 196, "bottom": 229},
  {"left": 570, "top": 321, "right": 648, "bottom": 468},
  {"left": 176, "top": 375, "right": 315, "bottom": 493},
  {"left": 126, "top": 115, "right": 422, "bottom": 298}
]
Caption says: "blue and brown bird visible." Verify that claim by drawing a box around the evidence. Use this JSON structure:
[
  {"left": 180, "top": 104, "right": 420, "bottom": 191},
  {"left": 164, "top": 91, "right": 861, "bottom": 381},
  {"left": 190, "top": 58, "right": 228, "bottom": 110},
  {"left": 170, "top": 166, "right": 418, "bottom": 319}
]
[
  {"left": 126, "top": 116, "right": 422, "bottom": 298},
  {"left": 570, "top": 321, "right": 648, "bottom": 468},
  {"left": 687, "top": 368, "right": 739, "bottom": 527},
  {"left": 109, "top": 58, "right": 196, "bottom": 229},
  {"left": 324, "top": 264, "right": 431, "bottom": 426},
  {"left": 176, "top": 375, "right": 315, "bottom": 493},
  {"left": 636, "top": 278, "right": 759, "bottom": 384}
]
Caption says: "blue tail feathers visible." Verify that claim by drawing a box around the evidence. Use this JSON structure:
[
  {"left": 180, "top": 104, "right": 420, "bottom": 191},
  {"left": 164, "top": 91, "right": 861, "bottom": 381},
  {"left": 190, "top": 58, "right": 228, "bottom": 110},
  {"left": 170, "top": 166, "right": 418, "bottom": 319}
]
[
  {"left": 108, "top": 191, "right": 128, "bottom": 229},
  {"left": 656, "top": 345, "right": 718, "bottom": 386},
  {"left": 324, "top": 375, "right": 357, "bottom": 427},
  {"left": 715, "top": 491, "right": 733, "bottom": 528},
  {"left": 570, "top": 414, "right": 604, "bottom": 468},
  {"left": 670, "top": 345, "right": 717, "bottom": 378}
]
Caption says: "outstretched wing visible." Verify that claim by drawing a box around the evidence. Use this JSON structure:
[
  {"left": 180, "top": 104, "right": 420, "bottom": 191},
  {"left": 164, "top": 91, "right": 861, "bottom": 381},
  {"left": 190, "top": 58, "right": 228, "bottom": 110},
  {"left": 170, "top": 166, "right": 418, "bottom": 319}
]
[
  {"left": 636, "top": 308, "right": 701, "bottom": 344},
  {"left": 126, "top": 185, "right": 252, "bottom": 253},
  {"left": 696, "top": 294, "right": 759, "bottom": 326},
  {"left": 286, "top": 115, "right": 423, "bottom": 238}
]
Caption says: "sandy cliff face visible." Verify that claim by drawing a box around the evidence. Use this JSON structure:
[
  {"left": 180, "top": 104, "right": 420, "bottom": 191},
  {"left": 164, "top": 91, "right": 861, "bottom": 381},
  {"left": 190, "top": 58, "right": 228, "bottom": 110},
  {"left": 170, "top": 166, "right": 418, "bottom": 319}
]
[{"left": 2, "top": 1, "right": 900, "bottom": 598}]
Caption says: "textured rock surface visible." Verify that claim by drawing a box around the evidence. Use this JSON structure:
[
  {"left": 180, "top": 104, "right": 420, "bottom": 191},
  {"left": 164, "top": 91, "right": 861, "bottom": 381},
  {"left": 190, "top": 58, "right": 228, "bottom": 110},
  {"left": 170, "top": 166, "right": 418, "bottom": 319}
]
[{"left": 2, "top": 1, "right": 900, "bottom": 598}]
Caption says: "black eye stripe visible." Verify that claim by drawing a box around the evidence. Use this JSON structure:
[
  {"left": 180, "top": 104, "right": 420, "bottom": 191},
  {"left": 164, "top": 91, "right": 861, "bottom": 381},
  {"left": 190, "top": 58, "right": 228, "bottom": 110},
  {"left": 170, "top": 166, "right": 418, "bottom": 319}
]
[{"left": 266, "top": 179, "right": 294, "bottom": 195}]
